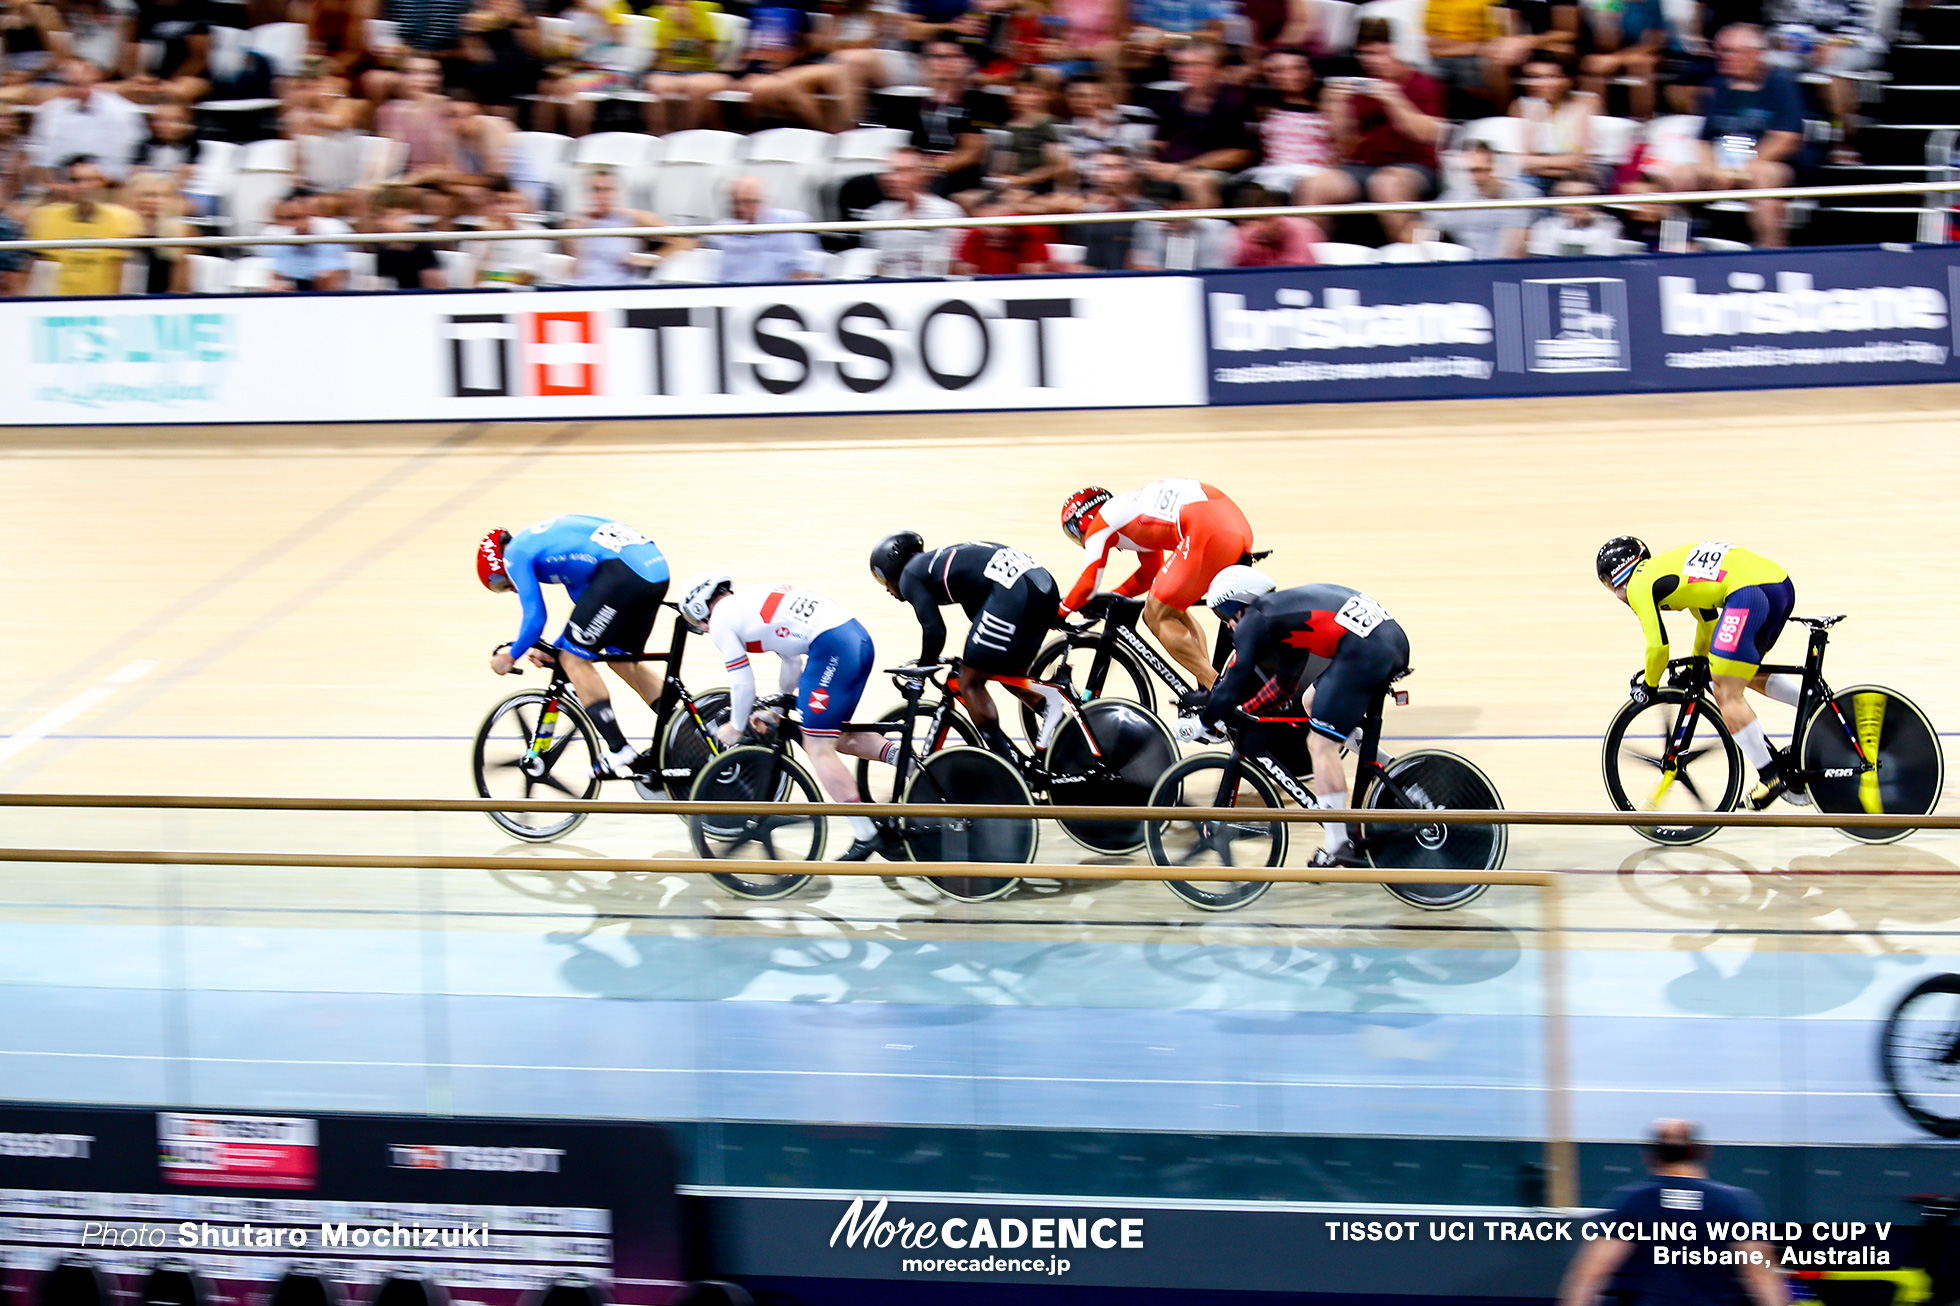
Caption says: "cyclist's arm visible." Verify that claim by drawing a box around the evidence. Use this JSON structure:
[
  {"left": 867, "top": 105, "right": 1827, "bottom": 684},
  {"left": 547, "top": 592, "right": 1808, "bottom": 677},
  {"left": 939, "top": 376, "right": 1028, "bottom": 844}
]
[
  {"left": 508, "top": 561, "right": 549, "bottom": 656},
  {"left": 1628, "top": 570, "right": 1670, "bottom": 687},
  {"left": 712, "top": 624, "right": 759, "bottom": 727},
  {"left": 1201, "top": 614, "right": 1267, "bottom": 722},
  {"left": 1061, "top": 528, "right": 1121, "bottom": 612},
  {"left": 900, "top": 572, "right": 948, "bottom": 663},
  {"left": 1112, "top": 551, "right": 1163, "bottom": 599}
]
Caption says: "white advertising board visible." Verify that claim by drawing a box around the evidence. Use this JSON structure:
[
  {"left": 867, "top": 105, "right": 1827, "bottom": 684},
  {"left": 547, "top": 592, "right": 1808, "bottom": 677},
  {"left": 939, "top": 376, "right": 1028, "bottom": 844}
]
[{"left": 0, "top": 275, "right": 1208, "bottom": 425}]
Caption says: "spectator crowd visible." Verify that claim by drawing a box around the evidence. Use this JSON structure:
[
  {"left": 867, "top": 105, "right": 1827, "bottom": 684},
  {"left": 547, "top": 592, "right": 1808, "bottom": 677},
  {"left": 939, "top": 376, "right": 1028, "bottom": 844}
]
[{"left": 0, "top": 0, "right": 1904, "bottom": 293}]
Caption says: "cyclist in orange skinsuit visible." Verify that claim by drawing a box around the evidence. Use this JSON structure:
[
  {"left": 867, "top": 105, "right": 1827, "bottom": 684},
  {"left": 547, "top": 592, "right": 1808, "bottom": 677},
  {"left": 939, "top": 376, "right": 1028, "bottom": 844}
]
[{"left": 1059, "top": 479, "right": 1255, "bottom": 689}]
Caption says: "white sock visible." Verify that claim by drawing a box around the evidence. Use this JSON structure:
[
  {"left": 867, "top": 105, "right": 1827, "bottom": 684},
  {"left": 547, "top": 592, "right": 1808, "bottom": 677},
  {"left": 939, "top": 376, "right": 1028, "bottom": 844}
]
[
  {"left": 1736, "top": 719, "right": 1774, "bottom": 773},
  {"left": 848, "top": 813, "right": 879, "bottom": 841},
  {"left": 1765, "top": 674, "right": 1802, "bottom": 706},
  {"left": 1317, "top": 790, "right": 1350, "bottom": 853}
]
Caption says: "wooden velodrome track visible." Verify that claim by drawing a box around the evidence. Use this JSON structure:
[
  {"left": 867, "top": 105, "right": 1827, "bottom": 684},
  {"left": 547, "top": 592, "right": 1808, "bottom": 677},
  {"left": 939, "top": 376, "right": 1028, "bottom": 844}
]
[{"left": 4, "top": 382, "right": 1960, "bottom": 1146}]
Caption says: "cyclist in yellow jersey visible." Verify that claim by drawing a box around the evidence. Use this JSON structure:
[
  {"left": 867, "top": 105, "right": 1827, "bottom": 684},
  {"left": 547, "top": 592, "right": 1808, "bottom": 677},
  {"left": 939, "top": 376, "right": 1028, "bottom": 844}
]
[{"left": 1596, "top": 536, "right": 1809, "bottom": 808}]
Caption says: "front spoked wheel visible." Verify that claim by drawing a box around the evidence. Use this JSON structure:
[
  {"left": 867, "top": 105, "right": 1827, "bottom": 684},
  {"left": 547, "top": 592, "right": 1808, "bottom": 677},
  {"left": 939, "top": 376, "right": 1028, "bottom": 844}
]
[
  {"left": 1019, "top": 637, "right": 1157, "bottom": 744},
  {"left": 473, "top": 692, "right": 601, "bottom": 842},
  {"left": 1047, "top": 699, "right": 1180, "bottom": 854},
  {"left": 1602, "top": 692, "right": 1743, "bottom": 846},
  {"left": 688, "top": 745, "right": 823, "bottom": 900},
  {"left": 900, "top": 745, "right": 1037, "bottom": 902},
  {"left": 1800, "top": 685, "right": 1944, "bottom": 844},
  {"left": 1363, "top": 749, "right": 1504, "bottom": 910},
  {"left": 1880, "top": 973, "right": 1960, "bottom": 1137},
  {"left": 1146, "top": 754, "right": 1286, "bottom": 911}
]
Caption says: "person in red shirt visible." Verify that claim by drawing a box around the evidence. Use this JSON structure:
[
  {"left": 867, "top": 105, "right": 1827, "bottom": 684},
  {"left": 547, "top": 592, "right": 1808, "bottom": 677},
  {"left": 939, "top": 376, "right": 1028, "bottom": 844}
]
[
  {"left": 1300, "top": 16, "right": 1447, "bottom": 243},
  {"left": 1227, "top": 184, "right": 1322, "bottom": 266},
  {"left": 951, "top": 196, "right": 1052, "bottom": 274}
]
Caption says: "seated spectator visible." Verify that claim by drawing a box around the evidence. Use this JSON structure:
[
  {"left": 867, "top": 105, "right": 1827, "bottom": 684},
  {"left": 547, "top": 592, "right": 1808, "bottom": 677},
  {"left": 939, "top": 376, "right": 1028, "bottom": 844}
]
[
  {"left": 1240, "top": 0, "right": 1315, "bottom": 56},
  {"left": 642, "top": 0, "right": 730, "bottom": 133},
  {"left": 1511, "top": 54, "right": 1601, "bottom": 189},
  {"left": 65, "top": 0, "right": 132, "bottom": 80},
  {"left": 1122, "top": 0, "right": 1229, "bottom": 76},
  {"left": 1052, "top": 0, "right": 1122, "bottom": 80},
  {"left": 122, "top": 167, "right": 194, "bottom": 291},
  {"left": 1302, "top": 19, "right": 1447, "bottom": 243},
  {"left": 951, "top": 194, "right": 1050, "bottom": 273},
  {"left": 708, "top": 173, "right": 819, "bottom": 283},
  {"left": 819, "top": 0, "right": 918, "bottom": 127},
  {"left": 393, "top": 0, "right": 473, "bottom": 58},
  {"left": 0, "top": 202, "right": 25, "bottom": 294},
  {"left": 1580, "top": 0, "right": 1670, "bottom": 120},
  {"left": 1057, "top": 146, "right": 1158, "bottom": 269},
  {"left": 471, "top": 173, "right": 554, "bottom": 285},
  {"left": 1225, "top": 183, "right": 1320, "bottom": 265},
  {"left": 30, "top": 60, "right": 146, "bottom": 183},
  {"left": 1057, "top": 75, "right": 1152, "bottom": 174},
  {"left": 0, "top": 0, "right": 66, "bottom": 93},
  {"left": 1132, "top": 200, "right": 1234, "bottom": 268},
  {"left": 0, "top": 104, "right": 27, "bottom": 200},
  {"left": 1142, "top": 40, "right": 1253, "bottom": 208},
  {"left": 123, "top": 0, "right": 210, "bottom": 104},
  {"left": 739, "top": 2, "right": 855, "bottom": 132},
  {"left": 989, "top": 70, "right": 1067, "bottom": 200},
  {"left": 374, "top": 56, "right": 460, "bottom": 179},
  {"left": 370, "top": 186, "right": 445, "bottom": 287},
  {"left": 455, "top": 0, "right": 542, "bottom": 115},
  {"left": 26, "top": 155, "right": 140, "bottom": 294},
  {"left": 134, "top": 102, "right": 200, "bottom": 185},
  {"left": 446, "top": 91, "right": 513, "bottom": 181},
  {"left": 1661, "top": 23, "right": 1800, "bottom": 246},
  {"left": 562, "top": 165, "right": 689, "bottom": 285},
  {"left": 255, "top": 188, "right": 352, "bottom": 290},
  {"left": 864, "top": 146, "right": 965, "bottom": 276},
  {"left": 1525, "top": 177, "right": 1622, "bottom": 253},
  {"left": 1423, "top": 0, "right": 1502, "bottom": 105},
  {"left": 1484, "top": 0, "right": 1577, "bottom": 101},
  {"left": 899, "top": 33, "right": 996, "bottom": 199},
  {"left": 1771, "top": 0, "right": 1881, "bottom": 162},
  {"left": 1244, "top": 47, "right": 1333, "bottom": 202},
  {"left": 1430, "top": 142, "right": 1535, "bottom": 257},
  {"left": 1613, "top": 175, "right": 1672, "bottom": 249}
]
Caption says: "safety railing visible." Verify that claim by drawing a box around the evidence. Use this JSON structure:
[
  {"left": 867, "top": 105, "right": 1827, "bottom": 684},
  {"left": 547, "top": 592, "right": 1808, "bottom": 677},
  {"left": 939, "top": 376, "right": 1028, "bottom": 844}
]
[{"left": 0, "top": 179, "right": 1954, "bottom": 252}]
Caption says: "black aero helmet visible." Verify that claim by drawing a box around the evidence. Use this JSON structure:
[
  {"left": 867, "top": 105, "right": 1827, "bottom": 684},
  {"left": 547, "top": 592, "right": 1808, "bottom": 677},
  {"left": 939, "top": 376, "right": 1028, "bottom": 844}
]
[
  {"left": 870, "top": 531, "right": 925, "bottom": 590},
  {"left": 1597, "top": 536, "right": 1650, "bottom": 588}
]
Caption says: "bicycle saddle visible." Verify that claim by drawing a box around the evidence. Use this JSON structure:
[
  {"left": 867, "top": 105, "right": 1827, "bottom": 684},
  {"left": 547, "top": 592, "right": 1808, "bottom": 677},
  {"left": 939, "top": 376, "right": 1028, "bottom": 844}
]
[
  {"left": 1242, "top": 549, "right": 1274, "bottom": 564},
  {"left": 1794, "top": 614, "right": 1848, "bottom": 629},
  {"left": 1390, "top": 667, "right": 1414, "bottom": 682}
]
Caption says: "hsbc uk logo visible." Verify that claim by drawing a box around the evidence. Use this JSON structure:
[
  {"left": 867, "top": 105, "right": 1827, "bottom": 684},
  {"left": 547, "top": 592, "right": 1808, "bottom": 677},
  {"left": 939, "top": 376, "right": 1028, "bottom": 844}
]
[{"left": 442, "top": 295, "right": 1078, "bottom": 400}]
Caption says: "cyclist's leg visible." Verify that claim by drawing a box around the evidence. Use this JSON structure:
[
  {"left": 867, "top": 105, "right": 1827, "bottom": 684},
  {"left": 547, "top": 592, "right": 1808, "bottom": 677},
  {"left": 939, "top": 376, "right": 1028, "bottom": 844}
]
[
  {"left": 1708, "top": 579, "right": 1795, "bottom": 795},
  {"left": 597, "top": 578, "right": 668, "bottom": 706},
  {"left": 797, "top": 621, "right": 882, "bottom": 842},
  {"left": 963, "top": 577, "right": 1059, "bottom": 753},
  {"left": 1148, "top": 500, "right": 1253, "bottom": 687},
  {"left": 558, "top": 563, "right": 666, "bottom": 771},
  {"left": 1306, "top": 622, "right": 1409, "bottom": 860}
]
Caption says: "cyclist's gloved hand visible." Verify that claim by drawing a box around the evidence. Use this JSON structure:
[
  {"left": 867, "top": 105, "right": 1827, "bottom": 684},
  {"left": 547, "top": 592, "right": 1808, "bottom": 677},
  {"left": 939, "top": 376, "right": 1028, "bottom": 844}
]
[{"left": 1628, "top": 672, "right": 1656, "bottom": 708}]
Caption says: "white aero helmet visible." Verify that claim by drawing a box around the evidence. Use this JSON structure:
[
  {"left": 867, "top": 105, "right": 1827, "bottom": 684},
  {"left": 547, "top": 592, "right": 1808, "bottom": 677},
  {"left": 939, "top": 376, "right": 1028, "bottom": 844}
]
[
  {"left": 1203, "top": 566, "right": 1276, "bottom": 620},
  {"left": 678, "top": 571, "right": 734, "bottom": 629}
]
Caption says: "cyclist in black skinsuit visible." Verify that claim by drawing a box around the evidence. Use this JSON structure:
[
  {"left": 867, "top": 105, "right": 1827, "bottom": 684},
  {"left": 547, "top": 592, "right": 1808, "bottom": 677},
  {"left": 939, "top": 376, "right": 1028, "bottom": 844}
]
[
  {"left": 1192, "top": 567, "right": 1412, "bottom": 868},
  {"left": 870, "top": 532, "right": 1066, "bottom": 758}
]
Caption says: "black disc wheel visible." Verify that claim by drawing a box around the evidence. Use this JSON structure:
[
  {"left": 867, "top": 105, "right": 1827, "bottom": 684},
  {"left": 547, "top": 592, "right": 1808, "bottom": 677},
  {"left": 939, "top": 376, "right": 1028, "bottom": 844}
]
[
  {"left": 1363, "top": 750, "right": 1504, "bottom": 910},
  {"left": 1018, "top": 637, "right": 1157, "bottom": 745},
  {"left": 1881, "top": 973, "right": 1960, "bottom": 1137},
  {"left": 1601, "top": 692, "right": 1743, "bottom": 846},
  {"left": 899, "top": 745, "right": 1037, "bottom": 902},
  {"left": 1800, "top": 685, "right": 1944, "bottom": 844},
  {"left": 854, "top": 704, "right": 978, "bottom": 804},
  {"left": 1146, "top": 754, "right": 1286, "bottom": 911},
  {"left": 1047, "top": 699, "right": 1180, "bottom": 854},
  {"left": 649, "top": 687, "right": 731, "bottom": 801},
  {"left": 473, "top": 692, "right": 601, "bottom": 842},
  {"left": 688, "top": 745, "right": 822, "bottom": 900}
]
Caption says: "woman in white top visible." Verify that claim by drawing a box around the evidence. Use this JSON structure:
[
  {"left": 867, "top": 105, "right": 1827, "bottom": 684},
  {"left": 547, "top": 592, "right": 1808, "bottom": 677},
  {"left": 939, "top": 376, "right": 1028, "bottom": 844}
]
[{"left": 1509, "top": 53, "right": 1601, "bottom": 193}]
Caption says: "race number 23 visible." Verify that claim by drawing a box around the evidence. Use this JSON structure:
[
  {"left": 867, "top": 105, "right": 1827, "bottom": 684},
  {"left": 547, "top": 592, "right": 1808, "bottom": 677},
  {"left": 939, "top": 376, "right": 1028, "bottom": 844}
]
[
  {"left": 984, "top": 547, "right": 1038, "bottom": 587},
  {"left": 1335, "top": 593, "right": 1390, "bottom": 638},
  {"left": 1683, "top": 542, "right": 1734, "bottom": 583}
]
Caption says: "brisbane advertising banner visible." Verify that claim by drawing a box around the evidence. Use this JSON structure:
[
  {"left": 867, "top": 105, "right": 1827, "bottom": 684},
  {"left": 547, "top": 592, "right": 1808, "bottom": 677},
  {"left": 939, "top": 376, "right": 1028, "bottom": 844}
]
[
  {"left": 0, "top": 1103, "right": 682, "bottom": 1306},
  {"left": 1204, "top": 244, "right": 1960, "bottom": 405}
]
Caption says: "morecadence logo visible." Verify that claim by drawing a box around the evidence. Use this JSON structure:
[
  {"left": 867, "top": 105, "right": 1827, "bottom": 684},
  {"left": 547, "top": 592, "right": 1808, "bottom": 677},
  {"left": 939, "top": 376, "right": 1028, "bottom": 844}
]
[{"left": 828, "top": 1197, "right": 1143, "bottom": 1279}]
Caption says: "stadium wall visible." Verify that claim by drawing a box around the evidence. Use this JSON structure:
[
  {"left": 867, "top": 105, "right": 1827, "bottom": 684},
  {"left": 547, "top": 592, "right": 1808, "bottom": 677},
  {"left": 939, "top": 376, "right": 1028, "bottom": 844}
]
[{"left": 1, "top": 244, "right": 1955, "bottom": 426}]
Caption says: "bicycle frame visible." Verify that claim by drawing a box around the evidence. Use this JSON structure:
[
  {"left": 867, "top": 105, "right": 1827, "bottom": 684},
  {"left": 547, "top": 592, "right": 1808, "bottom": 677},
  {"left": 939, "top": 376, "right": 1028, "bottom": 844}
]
[
  {"left": 1204, "top": 690, "right": 1412, "bottom": 848},
  {"left": 1065, "top": 597, "right": 1202, "bottom": 701}
]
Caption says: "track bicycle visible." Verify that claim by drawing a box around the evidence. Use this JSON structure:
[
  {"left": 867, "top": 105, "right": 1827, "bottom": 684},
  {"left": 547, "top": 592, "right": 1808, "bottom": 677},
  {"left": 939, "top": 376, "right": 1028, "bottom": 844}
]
[
  {"left": 1881, "top": 972, "right": 1960, "bottom": 1139},
  {"left": 1014, "top": 553, "right": 1273, "bottom": 743},
  {"left": 471, "top": 604, "right": 732, "bottom": 841},
  {"left": 685, "top": 695, "right": 833, "bottom": 901},
  {"left": 1144, "top": 673, "right": 1506, "bottom": 912},
  {"left": 1602, "top": 615, "right": 1943, "bottom": 846},
  {"left": 853, "top": 660, "right": 1179, "bottom": 904}
]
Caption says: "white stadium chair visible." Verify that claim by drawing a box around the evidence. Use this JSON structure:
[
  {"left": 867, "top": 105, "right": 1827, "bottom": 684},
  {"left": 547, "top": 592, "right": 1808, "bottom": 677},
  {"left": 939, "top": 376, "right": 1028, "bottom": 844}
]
[
  {"left": 1422, "top": 240, "right": 1475, "bottom": 261},
  {"left": 1311, "top": 241, "right": 1379, "bottom": 265},
  {"left": 1458, "top": 116, "right": 1526, "bottom": 176},
  {"left": 1589, "top": 115, "right": 1641, "bottom": 169},
  {"left": 506, "top": 130, "right": 577, "bottom": 214},
  {"left": 228, "top": 255, "right": 275, "bottom": 291},
  {"left": 832, "top": 246, "right": 882, "bottom": 280},
  {"left": 1355, "top": 0, "right": 1432, "bottom": 70},
  {"left": 344, "top": 248, "right": 384, "bottom": 291},
  {"left": 1377, "top": 241, "right": 1431, "bottom": 262},
  {"left": 538, "top": 251, "right": 577, "bottom": 286},
  {"left": 707, "top": 11, "right": 748, "bottom": 64},
  {"left": 1643, "top": 115, "right": 1707, "bottom": 170},
  {"left": 652, "top": 129, "right": 745, "bottom": 224},
  {"left": 653, "top": 246, "right": 723, "bottom": 282},
  {"left": 742, "top": 127, "right": 835, "bottom": 217},
  {"left": 1316, "top": 0, "right": 1360, "bottom": 53},
  {"left": 1048, "top": 242, "right": 1087, "bottom": 267},
  {"left": 246, "top": 21, "right": 308, "bottom": 76},
  {"left": 570, "top": 131, "right": 663, "bottom": 211},
  {"left": 437, "top": 248, "right": 476, "bottom": 288}
]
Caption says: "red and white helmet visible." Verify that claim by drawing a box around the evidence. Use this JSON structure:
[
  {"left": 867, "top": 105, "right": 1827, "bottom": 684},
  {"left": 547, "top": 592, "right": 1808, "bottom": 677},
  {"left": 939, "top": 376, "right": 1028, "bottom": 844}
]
[
  {"left": 1060, "top": 487, "right": 1111, "bottom": 544},
  {"left": 477, "top": 529, "right": 512, "bottom": 590}
]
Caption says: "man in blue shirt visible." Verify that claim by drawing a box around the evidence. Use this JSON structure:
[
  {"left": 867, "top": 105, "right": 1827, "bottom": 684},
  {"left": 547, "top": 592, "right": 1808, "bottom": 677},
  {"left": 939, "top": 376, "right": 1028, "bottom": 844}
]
[
  {"left": 707, "top": 175, "right": 820, "bottom": 284},
  {"left": 479, "top": 516, "right": 672, "bottom": 776},
  {"left": 1559, "top": 1119, "right": 1785, "bottom": 1305},
  {"left": 1662, "top": 23, "right": 1804, "bottom": 245}
]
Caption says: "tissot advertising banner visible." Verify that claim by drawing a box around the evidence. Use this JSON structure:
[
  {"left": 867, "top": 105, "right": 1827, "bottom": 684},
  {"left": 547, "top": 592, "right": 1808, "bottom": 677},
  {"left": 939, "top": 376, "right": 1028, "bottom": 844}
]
[
  {"left": 0, "top": 276, "right": 1207, "bottom": 425},
  {"left": 1204, "top": 244, "right": 1960, "bottom": 405}
]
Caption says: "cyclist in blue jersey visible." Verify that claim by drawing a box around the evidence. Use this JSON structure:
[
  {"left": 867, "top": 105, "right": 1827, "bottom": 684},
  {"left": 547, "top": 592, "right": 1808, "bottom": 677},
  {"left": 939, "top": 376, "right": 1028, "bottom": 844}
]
[{"left": 478, "top": 516, "right": 671, "bottom": 777}]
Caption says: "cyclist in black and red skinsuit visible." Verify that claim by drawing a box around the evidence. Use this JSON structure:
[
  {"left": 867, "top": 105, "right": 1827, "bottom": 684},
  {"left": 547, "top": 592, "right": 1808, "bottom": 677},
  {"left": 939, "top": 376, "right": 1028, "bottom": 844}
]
[
  {"left": 1191, "top": 567, "right": 1412, "bottom": 868},
  {"left": 869, "top": 532, "right": 1068, "bottom": 760}
]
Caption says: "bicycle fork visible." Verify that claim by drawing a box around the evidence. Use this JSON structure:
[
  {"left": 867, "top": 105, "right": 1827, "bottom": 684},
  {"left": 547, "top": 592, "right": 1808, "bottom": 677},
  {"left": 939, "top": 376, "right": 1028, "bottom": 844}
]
[{"left": 526, "top": 694, "right": 564, "bottom": 777}]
